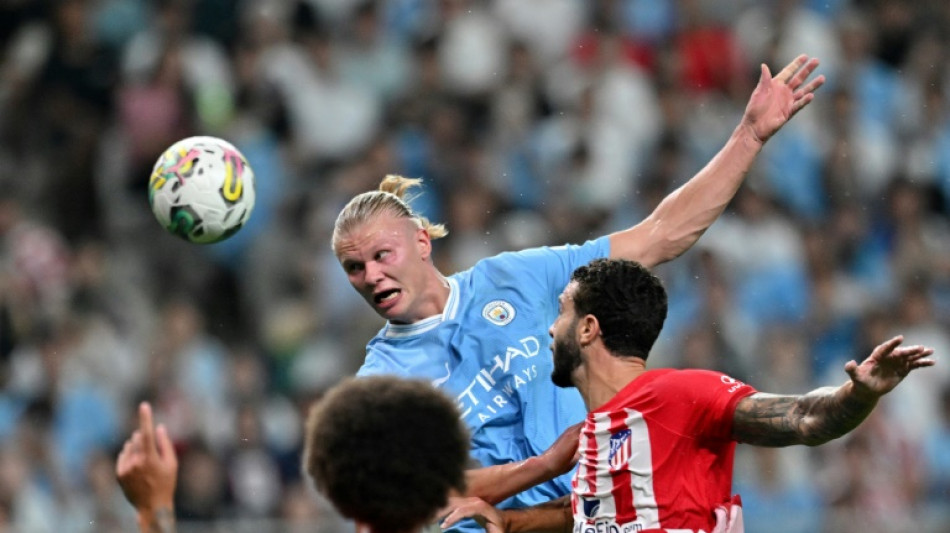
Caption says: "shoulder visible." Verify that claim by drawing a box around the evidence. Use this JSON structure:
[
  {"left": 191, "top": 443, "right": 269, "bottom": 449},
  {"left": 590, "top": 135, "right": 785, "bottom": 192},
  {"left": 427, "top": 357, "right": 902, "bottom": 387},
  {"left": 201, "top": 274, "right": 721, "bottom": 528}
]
[
  {"left": 471, "top": 238, "right": 611, "bottom": 275},
  {"left": 358, "top": 331, "right": 403, "bottom": 375},
  {"left": 647, "top": 368, "right": 755, "bottom": 399}
]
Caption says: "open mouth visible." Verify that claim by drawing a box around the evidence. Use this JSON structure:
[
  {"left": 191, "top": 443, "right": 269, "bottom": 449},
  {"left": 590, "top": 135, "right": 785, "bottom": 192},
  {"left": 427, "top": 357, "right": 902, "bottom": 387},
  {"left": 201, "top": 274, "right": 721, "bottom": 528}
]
[{"left": 374, "top": 289, "right": 401, "bottom": 305}]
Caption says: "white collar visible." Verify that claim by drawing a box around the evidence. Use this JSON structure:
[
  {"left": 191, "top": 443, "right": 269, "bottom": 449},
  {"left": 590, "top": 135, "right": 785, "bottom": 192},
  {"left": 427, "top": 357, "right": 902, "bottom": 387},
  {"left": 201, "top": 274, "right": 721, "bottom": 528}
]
[{"left": 383, "top": 277, "right": 459, "bottom": 338}]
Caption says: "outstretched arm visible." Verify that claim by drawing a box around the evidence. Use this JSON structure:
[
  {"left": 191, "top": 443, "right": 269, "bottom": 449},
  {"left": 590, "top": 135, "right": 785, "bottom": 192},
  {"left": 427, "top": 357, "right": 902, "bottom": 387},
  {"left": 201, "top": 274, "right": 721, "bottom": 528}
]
[
  {"left": 441, "top": 496, "right": 572, "bottom": 533},
  {"left": 116, "top": 402, "right": 179, "bottom": 533},
  {"left": 464, "top": 423, "right": 581, "bottom": 504},
  {"left": 610, "top": 54, "right": 825, "bottom": 268},
  {"left": 732, "top": 336, "right": 935, "bottom": 446}
]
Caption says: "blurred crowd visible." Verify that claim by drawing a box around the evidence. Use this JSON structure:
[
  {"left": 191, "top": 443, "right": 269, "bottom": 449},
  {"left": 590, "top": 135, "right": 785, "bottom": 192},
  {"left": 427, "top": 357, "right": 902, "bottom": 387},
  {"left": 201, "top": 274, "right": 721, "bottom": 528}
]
[{"left": 1, "top": 0, "right": 950, "bottom": 531}]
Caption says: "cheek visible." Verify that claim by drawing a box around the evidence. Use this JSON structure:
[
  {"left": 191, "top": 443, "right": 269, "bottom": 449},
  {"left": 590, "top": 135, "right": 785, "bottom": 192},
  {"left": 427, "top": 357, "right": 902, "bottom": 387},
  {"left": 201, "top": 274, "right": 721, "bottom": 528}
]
[{"left": 346, "top": 271, "right": 364, "bottom": 286}]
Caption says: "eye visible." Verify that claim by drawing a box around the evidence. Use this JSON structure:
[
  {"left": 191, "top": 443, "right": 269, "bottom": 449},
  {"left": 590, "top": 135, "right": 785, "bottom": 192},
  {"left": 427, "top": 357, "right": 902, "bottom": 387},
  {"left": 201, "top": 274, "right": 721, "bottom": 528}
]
[
  {"left": 375, "top": 250, "right": 390, "bottom": 261},
  {"left": 344, "top": 262, "right": 364, "bottom": 273}
]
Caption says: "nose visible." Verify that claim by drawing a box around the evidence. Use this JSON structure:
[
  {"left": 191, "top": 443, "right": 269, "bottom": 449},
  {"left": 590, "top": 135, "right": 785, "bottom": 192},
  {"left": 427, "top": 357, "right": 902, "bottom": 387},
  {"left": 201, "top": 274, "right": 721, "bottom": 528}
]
[
  {"left": 548, "top": 323, "right": 554, "bottom": 338},
  {"left": 363, "top": 261, "right": 385, "bottom": 285}
]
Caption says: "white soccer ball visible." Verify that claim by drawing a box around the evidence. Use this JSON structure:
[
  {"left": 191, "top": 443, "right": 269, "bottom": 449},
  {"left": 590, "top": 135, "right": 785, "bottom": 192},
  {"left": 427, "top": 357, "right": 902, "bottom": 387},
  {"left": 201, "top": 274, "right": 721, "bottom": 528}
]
[{"left": 148, "top": 136, "right": 256, "bottom": 244}]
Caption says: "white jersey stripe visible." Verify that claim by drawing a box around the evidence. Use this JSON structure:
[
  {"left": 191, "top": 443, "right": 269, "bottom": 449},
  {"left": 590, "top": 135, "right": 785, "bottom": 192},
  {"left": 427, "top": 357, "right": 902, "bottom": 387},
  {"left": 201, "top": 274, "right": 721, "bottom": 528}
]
[
  {"left": 573, "top": 408, "right": 660, "bottom": 529},
  {"left": 622, "top": 408, "right": 659, "bottom": 528},
  {"left": 384, "top": 278, "right": 460, "bottom": 338}
]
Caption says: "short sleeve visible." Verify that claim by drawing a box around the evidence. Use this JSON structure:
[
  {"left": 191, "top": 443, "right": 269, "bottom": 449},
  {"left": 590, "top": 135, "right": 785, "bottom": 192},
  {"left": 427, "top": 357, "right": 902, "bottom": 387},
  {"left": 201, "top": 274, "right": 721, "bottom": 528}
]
[
  {"left": 355, "top": 357, "right": 385, "bottom": 377},
  {"left": 516, "top": 237, "right": 611, "bottom": 293},
  {"left": 356, "top": 342, "right": 404, "bottom": 378},
  {"left": 475, "top": 237, "right": 611, "bottom": 310},
  {"left": 653, "top": 369, "right": 757, "bottom": 441}
]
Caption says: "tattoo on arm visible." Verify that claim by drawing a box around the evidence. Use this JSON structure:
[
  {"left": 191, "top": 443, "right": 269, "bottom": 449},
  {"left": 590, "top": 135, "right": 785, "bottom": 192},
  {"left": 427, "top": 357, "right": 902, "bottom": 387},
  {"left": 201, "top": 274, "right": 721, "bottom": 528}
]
[{"left": 732, "top": 386, "right": 878, "bottom": 447}]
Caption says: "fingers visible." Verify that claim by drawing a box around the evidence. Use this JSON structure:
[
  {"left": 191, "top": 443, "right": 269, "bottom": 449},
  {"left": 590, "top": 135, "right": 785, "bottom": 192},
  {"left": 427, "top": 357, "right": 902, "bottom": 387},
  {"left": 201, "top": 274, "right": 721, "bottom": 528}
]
[
  {"left": 155, "top": 424, "right": 178, "bottom": 466},
  {"left": 757, "top": 63, "right": 772, "bottom": 88},
  {"left": 116, "top": 440, "right": 134, "bottom": 476},
  {"left": 789, "top": 93, "right": 815, "bottom": 117},
  {"left": 888, "top": 345, "right": 936, "bottom": 371},
  {"left": 871, "top": 335, "right": 904, "bottom": 360},
  {"left": 890, "top": 345, "right": 933, "bottom": 359},
  {"left": 910, "top": 358, "right": 937, "bottom": 369},
  {"left": 774, "top": 54, "right": 808, "bottom": 84},
  {"left": 793, "top": 74, "right": 826, "bottom": 98},
  {"left": 130, "top": 430, "right": 144, "bottom": 454},
  {"left": 139, "top": 402, "right": 156, "bottom": 454},
  {"left": 786, "top": 58, "right": 820, "bottom": 90},
  {"left": 440, "top": 505, "right": 470, "bottom": 529},
  {"left": 440, "top": 498, "right": 491, "bottom": 529},
  {"left": 844, "top": 359, "right": 858, "bottom": 380}
]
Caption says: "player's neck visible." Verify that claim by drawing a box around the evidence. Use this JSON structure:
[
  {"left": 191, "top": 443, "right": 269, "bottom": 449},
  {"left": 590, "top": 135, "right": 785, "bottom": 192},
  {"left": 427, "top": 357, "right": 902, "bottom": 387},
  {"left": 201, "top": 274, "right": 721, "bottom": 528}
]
[
  {"left": 576, "top": 349, "right": 647, "bottom": 411},
  {"left": 401, "top": 269, "right": 451, "bottom": 324}
]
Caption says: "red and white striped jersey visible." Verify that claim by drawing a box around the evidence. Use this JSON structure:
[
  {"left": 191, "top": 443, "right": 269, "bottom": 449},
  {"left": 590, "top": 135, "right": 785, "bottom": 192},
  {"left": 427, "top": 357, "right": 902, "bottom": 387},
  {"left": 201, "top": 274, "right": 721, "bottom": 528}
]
[{"left": 572, "top": 369, "right": 756, "bottom": 533}]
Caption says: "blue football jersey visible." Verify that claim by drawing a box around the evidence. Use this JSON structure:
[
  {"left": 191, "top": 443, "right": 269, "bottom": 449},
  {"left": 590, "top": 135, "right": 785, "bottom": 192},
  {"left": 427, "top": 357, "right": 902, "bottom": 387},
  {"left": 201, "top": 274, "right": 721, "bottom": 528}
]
[{"left": 357, "top": 237, "right": 610, "bottom": 521}]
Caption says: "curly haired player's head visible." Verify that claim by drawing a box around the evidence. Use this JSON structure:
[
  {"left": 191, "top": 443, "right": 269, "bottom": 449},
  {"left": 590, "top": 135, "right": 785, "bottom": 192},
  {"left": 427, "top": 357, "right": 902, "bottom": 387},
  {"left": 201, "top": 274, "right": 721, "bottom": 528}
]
[
  {"left": 570, "top": 258, "right": 668, "bottom": 360},
  {"left": 551, "top": 259, "right": 668, "bottom": 387},
  {"left": 303, "top": 377, "right": 469, "bottom": 533}
]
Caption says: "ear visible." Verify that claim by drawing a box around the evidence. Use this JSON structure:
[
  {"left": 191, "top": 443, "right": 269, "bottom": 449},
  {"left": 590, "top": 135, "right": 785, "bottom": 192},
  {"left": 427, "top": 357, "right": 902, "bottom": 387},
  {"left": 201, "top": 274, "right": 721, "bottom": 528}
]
[
  {"left": 416, "top": 227, "right": 432, "bottom": 261},
  {"left": 577, "top": 314, "right": 600, "bottom": 346}
]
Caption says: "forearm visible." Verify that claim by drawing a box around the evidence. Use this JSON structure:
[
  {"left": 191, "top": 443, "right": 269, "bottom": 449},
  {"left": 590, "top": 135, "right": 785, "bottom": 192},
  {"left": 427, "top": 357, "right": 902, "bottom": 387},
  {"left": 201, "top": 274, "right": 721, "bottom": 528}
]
[
  {"left": 136, "top": 506, "right": 176, "bottom": 533},
  {"left": 610, "top": 125, "right": 763, "bottom": 267},
  {"left": 465, "top": 456, "right": 560, "bottom": 505},
  {"left": 734, "top": 382, "right": 879, "bottom": 447},
  {"left": 503, "top": 496, "right": 573, "bottom": 533}
]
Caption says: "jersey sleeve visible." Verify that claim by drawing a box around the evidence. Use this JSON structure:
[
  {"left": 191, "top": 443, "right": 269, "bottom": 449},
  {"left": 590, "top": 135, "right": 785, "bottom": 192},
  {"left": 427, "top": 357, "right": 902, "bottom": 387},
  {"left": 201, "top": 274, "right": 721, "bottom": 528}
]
[
  {"left": 655, "top": 369, "right": 757, "bottom": 441},
  {"left": 356, "top": 337, "right": 405, "bottom": 378},
  {"left": 481, "top": 237, "right": 611, "bottom": 301},
  {"left": 355, "top": 356, "right": 387, "bottom": 377}
]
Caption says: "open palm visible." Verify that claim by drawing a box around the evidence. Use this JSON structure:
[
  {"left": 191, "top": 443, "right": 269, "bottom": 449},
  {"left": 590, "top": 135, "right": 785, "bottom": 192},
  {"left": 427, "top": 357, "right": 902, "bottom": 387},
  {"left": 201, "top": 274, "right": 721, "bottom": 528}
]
[
  {"left": 846, "top": 335, "right": 935, "bottom": 397},
  {"left": 742, "top": 54, "right": 825, "bottom": 144}
]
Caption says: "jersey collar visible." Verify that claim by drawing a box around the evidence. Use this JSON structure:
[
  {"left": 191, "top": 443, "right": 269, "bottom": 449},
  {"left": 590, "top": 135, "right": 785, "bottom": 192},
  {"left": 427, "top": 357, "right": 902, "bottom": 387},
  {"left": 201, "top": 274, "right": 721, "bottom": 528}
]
[{"left": 383, "top": 277, "right": 459, "bottom": 338}]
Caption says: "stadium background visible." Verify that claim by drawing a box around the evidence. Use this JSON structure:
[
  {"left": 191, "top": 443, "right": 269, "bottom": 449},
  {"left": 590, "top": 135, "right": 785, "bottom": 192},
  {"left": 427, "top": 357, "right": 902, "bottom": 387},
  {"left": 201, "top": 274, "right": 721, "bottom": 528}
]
[{"left": 1, "top": 0, "right": 949, "bottom": 531}]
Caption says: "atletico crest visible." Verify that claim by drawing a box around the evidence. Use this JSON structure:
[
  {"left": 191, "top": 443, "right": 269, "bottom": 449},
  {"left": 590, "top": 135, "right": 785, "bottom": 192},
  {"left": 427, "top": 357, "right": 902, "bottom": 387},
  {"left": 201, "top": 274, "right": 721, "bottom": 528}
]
[{"left": 608, "top": 429, "right": 632, "bottom": 470}]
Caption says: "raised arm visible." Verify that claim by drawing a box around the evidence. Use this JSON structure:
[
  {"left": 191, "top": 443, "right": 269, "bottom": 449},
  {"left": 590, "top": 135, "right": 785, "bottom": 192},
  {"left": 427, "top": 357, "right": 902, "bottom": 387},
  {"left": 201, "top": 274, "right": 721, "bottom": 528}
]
[
  {"left": 610, "top": 54, "right": 825, "bottom": 268},
  {"left": 441, "top": 495, "right": 572, "bottom": 533},
  {"left": 464, "top": 423, "right": 581, "bottom": 504},
  {"left": 732, "top": 336, "right": 934, "bottom": 447},
  {"left": 116, "top": 402, "right": 179, "bottom": 533}
]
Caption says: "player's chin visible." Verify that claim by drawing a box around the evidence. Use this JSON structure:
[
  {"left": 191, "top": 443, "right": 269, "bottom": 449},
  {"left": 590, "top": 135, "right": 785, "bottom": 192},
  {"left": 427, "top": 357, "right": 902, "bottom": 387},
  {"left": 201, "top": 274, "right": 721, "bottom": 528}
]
[
  {"left": 374, "top": 294, "right": 407, "bottom": 320},
  {"left": 550, "top": 367, "right": 574, "bottom": 388}
]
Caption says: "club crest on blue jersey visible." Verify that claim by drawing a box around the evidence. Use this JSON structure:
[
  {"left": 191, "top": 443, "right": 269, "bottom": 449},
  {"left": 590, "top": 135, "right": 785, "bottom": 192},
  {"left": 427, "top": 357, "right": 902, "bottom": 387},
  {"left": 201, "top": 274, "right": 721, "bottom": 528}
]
[
  {"left": 608, "top": 429, "right": 632, "bottom": 470},
  {"left": 481, "top": 300, "right": 516, "bottom": 326}
]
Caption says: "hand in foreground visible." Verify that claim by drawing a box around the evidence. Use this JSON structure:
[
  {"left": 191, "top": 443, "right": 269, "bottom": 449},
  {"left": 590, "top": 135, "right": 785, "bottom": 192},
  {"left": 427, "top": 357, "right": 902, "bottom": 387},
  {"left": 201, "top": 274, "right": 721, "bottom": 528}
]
[
  {"left": 441, "top": 496, "right": 507, "bottom": 533},
  {"left": 116, "top": 402, "right": 178, "bottom": 520},
  {"left": 846, "top": 335, "right": 935, "bottom": 399},
  {"left": 741, "top": 54, "right": 825, "bottom": 144},
  {"left": 539, "top": 422, "right": 582, "bottom": 477}
]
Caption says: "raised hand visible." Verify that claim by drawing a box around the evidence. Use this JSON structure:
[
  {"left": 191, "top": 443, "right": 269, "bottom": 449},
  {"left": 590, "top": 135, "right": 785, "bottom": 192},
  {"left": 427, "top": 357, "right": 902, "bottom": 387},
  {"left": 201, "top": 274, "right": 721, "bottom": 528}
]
[
  {"left": 741, "top": 54, "right": 825, "bottom": 144},
  {"left": 846, "top": 335, "right": 935, "bottom": 399},
  {"left": 116, "top": 402, "right": 178, "bottom": 531}
]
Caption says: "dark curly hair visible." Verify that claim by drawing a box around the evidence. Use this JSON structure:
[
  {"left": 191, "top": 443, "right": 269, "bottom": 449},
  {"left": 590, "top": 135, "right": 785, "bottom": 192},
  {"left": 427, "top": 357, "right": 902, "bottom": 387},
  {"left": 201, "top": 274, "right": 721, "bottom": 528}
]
[
  {"left": 570, "top": 258, "right": 668, "bottom": 360},
  {"left": 303, "top": 377, "right": 469, "bottom": 533}
]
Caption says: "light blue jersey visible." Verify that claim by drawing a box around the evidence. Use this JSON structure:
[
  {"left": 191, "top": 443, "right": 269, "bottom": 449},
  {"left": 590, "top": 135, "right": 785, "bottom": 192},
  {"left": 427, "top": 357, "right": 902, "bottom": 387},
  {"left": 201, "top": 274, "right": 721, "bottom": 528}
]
[{"left": 357, "top": 237, "right": 610, "bottom": 523}]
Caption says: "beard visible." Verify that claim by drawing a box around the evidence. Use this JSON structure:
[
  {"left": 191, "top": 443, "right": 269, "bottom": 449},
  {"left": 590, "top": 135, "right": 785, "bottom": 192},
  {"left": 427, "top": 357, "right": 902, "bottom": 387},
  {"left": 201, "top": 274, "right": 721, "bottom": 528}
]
[{"left": 551, "top": 334, "right": 582, "bottom": 388}]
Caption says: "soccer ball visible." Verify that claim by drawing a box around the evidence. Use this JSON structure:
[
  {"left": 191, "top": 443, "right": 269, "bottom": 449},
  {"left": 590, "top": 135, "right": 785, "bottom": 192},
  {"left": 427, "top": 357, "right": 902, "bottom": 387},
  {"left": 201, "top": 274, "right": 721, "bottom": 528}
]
[{"left": 148, "top": 136, "right": 256, "bottom": 244}]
